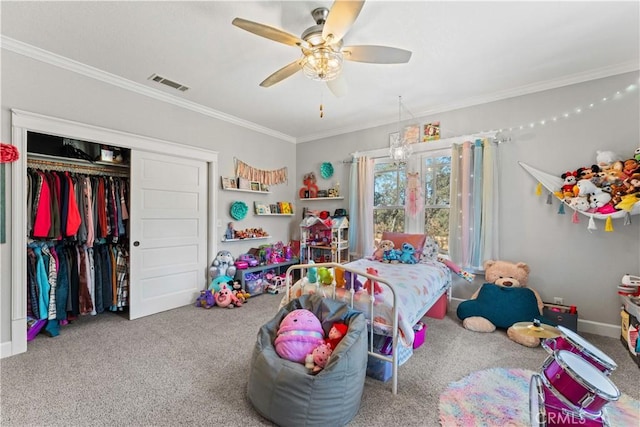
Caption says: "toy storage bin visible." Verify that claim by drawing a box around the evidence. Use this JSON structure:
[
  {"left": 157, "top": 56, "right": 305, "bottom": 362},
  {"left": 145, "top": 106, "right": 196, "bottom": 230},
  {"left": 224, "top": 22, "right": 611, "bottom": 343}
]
[
  {"left": 244, "top": 272, "right": 264, "bottom": 295},
  {"left": 425, "top": 293, "right": 448, "bottom": 319},
  {"left": 366, "top": 333, "right": 413, "bottom": 382},
  {"left": 366, "top": 354, "right": 392, "bottom": 382},
  {"left": 413, "top": 321, "right": 427, "bottom": 349}
]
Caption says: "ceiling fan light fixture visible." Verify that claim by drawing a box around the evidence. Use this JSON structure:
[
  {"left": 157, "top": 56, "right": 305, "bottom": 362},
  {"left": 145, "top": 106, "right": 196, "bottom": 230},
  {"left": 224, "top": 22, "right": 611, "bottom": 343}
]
[{"left": 301, "top": 47, "right": 343, "bottom": 82}]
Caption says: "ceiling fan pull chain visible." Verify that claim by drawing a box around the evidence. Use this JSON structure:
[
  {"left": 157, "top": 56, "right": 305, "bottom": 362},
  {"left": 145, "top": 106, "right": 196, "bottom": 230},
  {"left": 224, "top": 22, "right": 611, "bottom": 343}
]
[{"left": 320, "top": 103, "right": 324, "bottom": 118}]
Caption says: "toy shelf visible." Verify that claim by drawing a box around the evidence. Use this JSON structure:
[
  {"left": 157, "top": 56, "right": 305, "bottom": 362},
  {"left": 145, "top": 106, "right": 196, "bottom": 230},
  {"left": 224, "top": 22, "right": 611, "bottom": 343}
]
[
  {"left": 255, "top": 213, "right": 294, "bottom": 216},
  {"left": 299, "top": 197, "right": 344, "bottom": 201},
  {"left": 221, "top": 236, "right": 270, "bottom": 242}
]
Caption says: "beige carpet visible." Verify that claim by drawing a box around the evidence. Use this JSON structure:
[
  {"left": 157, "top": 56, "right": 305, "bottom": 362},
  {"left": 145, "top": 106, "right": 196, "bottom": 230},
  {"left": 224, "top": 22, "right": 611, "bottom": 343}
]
[{"left": 2, "top": 294, "right": 638, "bottom": 426}]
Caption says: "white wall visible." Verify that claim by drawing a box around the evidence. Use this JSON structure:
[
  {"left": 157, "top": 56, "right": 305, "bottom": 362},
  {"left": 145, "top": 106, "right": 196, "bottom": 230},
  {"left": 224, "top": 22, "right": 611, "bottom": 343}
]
[
  {"left": 297, "top": 71, "right": 640, "bottom": 330},
  {"left": 1, "top": 50, "right": 297, "bottom": 348}
]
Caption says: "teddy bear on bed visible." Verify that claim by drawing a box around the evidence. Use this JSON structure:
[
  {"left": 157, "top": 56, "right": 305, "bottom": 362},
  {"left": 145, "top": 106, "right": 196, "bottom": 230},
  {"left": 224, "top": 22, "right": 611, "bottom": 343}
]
[{"left": 456, "top": 259, "right": 547, "bottom": 348}]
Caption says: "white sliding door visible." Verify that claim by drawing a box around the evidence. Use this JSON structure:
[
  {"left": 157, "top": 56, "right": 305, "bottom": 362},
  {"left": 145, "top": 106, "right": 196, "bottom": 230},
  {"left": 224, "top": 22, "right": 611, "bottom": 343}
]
[{"left": 129, "top": 151, "right": 208, "bottom": 319}]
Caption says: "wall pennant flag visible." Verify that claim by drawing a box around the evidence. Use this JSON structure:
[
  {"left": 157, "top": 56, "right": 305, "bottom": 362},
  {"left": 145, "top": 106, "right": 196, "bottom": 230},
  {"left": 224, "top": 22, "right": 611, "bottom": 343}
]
[
  {"left": 535, "top": 182, "right": 542, "bottom": 196},
  {"left": 604, "top": 216, "right": 614, "bottom": 232},
  {"left": 587, "top": 216, "right": 597, "bottom": 232}
]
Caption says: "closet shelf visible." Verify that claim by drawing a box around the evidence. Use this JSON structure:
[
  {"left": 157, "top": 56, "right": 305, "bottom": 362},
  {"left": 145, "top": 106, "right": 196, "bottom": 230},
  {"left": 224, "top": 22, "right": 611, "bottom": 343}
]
[
  {"left": 299, "top": 197, "right": 344, "bottom": 201},
  {"left": 27, "top": 152, "right": 130, "bottom": 176}
]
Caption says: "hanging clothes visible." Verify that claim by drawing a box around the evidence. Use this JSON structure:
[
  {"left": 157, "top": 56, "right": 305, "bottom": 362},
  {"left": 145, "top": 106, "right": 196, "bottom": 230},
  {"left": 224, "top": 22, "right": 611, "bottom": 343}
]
[{"left": 26, "top": 163, "right": 130, "bottom": 339}]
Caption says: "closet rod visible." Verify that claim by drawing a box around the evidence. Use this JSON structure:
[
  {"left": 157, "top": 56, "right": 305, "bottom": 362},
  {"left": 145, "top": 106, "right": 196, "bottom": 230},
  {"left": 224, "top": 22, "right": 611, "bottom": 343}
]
[{"left": 27, "top": 157, "right": 129, "bottom": 177}]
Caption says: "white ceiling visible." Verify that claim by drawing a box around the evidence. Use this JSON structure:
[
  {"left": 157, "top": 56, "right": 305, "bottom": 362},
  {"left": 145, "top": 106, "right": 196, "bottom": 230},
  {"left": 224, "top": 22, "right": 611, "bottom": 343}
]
[{"left": 1, "top": 1, "right": 638, "bottom": 143}]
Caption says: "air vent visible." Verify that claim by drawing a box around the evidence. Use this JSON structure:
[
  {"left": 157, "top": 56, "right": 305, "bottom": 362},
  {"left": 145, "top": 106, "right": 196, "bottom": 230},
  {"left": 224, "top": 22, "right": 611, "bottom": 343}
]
[{"left": 148, "top": 73, "right": 189, "bottom": 92}]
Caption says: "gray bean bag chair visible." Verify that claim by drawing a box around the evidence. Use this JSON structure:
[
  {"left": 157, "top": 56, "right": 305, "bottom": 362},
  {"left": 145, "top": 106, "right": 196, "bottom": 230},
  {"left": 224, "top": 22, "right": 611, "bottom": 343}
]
[{"left": 248, "top": 294, "right": 367, "bottom": 427}]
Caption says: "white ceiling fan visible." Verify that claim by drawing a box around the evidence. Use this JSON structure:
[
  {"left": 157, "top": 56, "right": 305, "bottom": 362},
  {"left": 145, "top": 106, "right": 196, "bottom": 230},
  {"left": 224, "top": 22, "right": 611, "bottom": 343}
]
[{"left": 232, "top": 0, "right": 412, "bottom": 97}]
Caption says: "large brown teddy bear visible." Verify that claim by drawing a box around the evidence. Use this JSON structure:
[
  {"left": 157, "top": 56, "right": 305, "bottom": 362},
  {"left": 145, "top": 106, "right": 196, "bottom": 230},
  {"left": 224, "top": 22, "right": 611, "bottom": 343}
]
[{"left": 456, "top": 260, "right": 545, "bottom": 347}]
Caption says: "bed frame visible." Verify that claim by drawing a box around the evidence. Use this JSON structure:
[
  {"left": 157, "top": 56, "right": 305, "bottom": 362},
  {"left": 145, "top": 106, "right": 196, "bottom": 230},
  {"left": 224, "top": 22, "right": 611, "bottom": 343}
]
[{"left": 284, "top": 262, "right": 450, "bottom": 394}]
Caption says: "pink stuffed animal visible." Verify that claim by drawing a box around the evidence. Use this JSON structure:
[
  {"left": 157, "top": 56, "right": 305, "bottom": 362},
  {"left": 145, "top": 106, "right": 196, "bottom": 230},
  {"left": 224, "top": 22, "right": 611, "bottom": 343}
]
[
  {"left": 363, "top": 267, "right": 383, "bottom": 295},
  {"left": 274, "top": 309, "right": 324, "bottom": 363},
  {"left": 214, "top": 283, "right": 242, "bottom": 308},
  {"left": 305, "top": 342, "right": 333, "bottom": 373}
]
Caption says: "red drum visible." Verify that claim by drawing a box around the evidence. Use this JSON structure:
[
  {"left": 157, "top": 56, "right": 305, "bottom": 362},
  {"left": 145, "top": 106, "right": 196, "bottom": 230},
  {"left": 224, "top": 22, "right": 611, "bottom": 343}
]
[
  {"left": 530, "top": 374, "right": 609, "bottom": 426},
  {"left": 542, "top": 325, "right": 617, "bottom": 374},
  {"left": 542, "top": 350, "right": 620, "bottom": 417}
]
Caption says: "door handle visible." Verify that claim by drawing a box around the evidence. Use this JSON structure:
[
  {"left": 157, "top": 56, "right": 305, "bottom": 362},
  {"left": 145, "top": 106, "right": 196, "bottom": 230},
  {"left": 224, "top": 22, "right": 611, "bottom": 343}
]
[{"left": 133, "top": 241, "right": 140, "bottom": 247}]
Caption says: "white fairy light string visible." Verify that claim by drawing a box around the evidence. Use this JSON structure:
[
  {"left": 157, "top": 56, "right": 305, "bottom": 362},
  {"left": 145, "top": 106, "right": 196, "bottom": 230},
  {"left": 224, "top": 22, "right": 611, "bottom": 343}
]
[{"left": 439, "top": 78, "right": 639, "bottom": 144}]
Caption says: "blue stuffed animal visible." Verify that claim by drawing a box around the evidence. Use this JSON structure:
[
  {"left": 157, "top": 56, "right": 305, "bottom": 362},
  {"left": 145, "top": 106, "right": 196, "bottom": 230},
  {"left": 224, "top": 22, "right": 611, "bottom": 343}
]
[{"left": 399, "top": 242, "right": 417, "bottom": 264}]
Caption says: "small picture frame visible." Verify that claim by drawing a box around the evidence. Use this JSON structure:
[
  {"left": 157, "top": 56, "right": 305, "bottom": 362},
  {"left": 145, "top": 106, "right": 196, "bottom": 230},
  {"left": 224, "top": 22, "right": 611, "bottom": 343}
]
[
  {"left": 238, "top": 178, "right": 250, "bottom": 190},
  {"left": 423, "top": 122, "right": 441, "bottom": 142},
  {"left": 402, "top": 124, "right": 420, "bottom": 144},
  {"left": 250, "top": 181, "right": 261, "bottom": 192},
  {"left": 221, "top": 176, "right": 236, "bottom": 189},
  {"left": 260, "top": 183, "right": 269, "bottom": 192}
]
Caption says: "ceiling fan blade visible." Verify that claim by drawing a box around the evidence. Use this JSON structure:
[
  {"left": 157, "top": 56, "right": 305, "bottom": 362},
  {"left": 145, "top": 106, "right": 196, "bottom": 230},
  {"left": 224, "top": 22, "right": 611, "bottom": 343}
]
[
  {"left": 322, "top": 0, "right": 365, "bottom": 44},
  {"left": 342, "top": 45, "right": 412, "bottom": 64},
  {"left": 232, "top": 17, "right": 304, "bottom": 47},
  {"left": 326, "top": 73, "right": 348, "bottom": 98},
  {"left": 259, "top": 60, "right": 302, "bottom": 87}
]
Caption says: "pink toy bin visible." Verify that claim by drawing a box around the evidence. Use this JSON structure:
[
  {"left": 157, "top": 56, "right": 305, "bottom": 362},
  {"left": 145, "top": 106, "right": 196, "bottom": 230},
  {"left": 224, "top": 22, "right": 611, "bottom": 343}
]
[{"left": 413, "top": 321, "right": 428, "bottom": 349}]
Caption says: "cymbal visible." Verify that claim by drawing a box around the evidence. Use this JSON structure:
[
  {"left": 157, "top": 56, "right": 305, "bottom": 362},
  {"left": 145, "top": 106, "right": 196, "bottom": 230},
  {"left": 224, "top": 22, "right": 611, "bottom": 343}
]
[{"left": 512, "top": 321, "right": 562, "bottom": 339}]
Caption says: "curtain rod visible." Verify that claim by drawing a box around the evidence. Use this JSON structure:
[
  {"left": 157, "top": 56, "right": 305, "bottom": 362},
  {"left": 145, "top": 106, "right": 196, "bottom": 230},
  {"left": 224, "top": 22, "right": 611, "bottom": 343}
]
[{"left": 347, "top": 131, "right": 501, "bottom": 161}]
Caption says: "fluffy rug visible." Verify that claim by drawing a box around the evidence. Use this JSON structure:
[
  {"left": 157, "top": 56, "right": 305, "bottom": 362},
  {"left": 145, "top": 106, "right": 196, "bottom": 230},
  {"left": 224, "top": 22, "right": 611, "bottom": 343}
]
[{"left": 439, "top": 368, "right": 639, "bottom": 426}]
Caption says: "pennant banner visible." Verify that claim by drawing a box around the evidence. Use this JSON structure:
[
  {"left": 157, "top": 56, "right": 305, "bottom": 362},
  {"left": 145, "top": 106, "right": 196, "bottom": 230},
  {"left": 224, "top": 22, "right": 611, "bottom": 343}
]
[{"left": 234, "top": 158, "right": 288, "bottom": 186}]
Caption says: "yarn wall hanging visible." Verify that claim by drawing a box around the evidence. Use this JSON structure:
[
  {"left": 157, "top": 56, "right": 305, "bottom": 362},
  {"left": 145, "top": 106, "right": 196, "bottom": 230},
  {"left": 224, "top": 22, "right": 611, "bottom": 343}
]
[{"left": 319, "top": 162, "right": 334, "bottom": 179}]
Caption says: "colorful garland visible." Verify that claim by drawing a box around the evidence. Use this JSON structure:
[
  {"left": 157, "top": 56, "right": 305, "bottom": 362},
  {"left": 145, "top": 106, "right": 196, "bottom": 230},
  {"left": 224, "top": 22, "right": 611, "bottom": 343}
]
[{"left": 235, "top": 158, "right": 287, "bottom": 186}]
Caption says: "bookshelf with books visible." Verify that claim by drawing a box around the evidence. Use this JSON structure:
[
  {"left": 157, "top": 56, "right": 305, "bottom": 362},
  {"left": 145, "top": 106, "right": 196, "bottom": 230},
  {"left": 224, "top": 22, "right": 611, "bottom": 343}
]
[{"left": 254, "top": 201, "right": 294, "bottom": 216}]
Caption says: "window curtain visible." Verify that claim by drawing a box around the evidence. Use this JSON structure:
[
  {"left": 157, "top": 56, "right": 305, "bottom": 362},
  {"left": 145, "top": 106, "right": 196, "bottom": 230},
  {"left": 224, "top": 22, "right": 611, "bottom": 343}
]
[
  {"left": 348, "top": 156, "right": 374, "bottom": 260},
  {"left": 448, "top": 139, "right": 499, "bottom": 271}
]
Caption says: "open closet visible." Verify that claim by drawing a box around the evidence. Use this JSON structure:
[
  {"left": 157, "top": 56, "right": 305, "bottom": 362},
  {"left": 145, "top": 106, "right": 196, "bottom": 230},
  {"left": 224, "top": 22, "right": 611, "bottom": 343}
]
[
  {"left": 26, "top": 132, "right": 132, "bottom": 338},
  {"left": 9, "top": 110, "right": 219, "bottom": 356}
]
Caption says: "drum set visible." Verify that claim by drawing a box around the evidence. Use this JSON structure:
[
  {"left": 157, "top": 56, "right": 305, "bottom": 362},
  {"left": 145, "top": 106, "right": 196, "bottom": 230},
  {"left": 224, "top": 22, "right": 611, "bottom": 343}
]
[{"left": 515, "top": 320, "right": 621, "bottom": 426}]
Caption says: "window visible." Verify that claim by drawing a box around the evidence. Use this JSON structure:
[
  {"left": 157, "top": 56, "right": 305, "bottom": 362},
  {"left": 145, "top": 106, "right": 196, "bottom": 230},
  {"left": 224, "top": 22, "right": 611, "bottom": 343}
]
[
  {"left": 373, "top": 160, "right": 406, "bottom": 241},
  {"left": 422, "top": 154, "right": 451, "bottom": 252}
]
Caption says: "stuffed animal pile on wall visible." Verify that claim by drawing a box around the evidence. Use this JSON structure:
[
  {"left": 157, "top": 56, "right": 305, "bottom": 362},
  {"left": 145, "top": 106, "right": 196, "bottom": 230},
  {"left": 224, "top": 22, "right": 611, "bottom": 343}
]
[{"left": 556, "top": 148, "right": 640, "bottom": 214}]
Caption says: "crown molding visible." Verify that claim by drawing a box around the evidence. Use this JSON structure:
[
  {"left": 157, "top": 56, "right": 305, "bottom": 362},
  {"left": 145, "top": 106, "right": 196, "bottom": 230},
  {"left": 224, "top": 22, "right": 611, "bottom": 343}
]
[
  {"left": 1, "top": 36, "right": 296, "bottom": 143},
  {"left": 296, "top": 61, "right": 640, "bottom": 143},
  {"left": 3, "top": 36, "right": 636, "bottom": 145}
]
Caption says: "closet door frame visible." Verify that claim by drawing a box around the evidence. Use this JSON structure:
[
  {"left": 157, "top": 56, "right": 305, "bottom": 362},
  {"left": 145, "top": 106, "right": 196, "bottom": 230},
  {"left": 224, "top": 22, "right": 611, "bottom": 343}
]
[{"left": 10, "top": 109, "right": 218, "bottom": 357}]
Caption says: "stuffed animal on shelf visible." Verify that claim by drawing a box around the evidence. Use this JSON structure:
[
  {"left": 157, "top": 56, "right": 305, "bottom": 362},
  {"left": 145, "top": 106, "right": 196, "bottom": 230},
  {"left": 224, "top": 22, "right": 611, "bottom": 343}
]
[
  {"left": 210, "top": 250, "right": 237, "bottom": 280},
  {"left": 275, "top": 309, "right": 325, "bottom": 363},
  {"left": 456, "top": 260, "right": 546, "bottom": 348},
  {"left": 305, "top": 342, "right": 333, "bottom": 373},
  {"left": 214, "top": 283, "right": 243, "bottom": 308},
  {"left": 362, "top": 267, "right": 383, "bottom": 296},
  {"left": 194, "top": 290, "right": 215, "bottom": 309}
]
